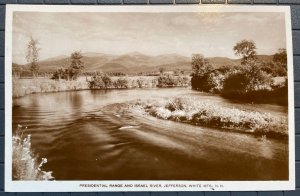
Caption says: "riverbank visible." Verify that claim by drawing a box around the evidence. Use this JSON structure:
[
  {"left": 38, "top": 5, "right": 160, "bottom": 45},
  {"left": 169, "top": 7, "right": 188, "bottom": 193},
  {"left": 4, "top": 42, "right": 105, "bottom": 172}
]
[
  {"left": 13, "top": 78, "right": 90, "bottom": 98},
  {"left": 132, "top": 96, "right": 288, "bottom": 139},
  {"left": 13, "top": 75, "right": 190, "bottom": 98}
]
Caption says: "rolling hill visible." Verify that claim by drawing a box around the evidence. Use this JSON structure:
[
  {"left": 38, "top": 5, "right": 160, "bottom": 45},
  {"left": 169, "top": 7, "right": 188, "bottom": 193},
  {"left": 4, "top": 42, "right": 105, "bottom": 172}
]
[{"left": 17, "top": 52, "right": 274, "bottom": 73}]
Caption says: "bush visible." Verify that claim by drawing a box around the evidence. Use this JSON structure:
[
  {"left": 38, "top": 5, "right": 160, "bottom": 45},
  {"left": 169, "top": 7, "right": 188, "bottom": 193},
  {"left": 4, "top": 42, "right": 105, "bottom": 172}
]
[
  {"left": 222, "top": 71, "right": 251, "bottom": 96},
  {"left": 207, "top": 72, "right": 226, "bottom": 93},
  {"left": 157, "top": 74, "right": 190, "bottom": 88},
  {"left": 220, "top": 66, "right": 285, "bottom": 104},
  {"left": 157, "top": 74, "right": 177, "bottom": 87},
  {"left": 136, "top": 78, "right": 144, "bottom": 88},
  {"left": 191, "top": 73, "right": 211, "bottom": 92},
  {"left": 51, "top": 68, "right": 67, "bottom": 80},
  {"left": 88, "top": 73, "right": 112, "bottom": 89},
  {"left": 165, "top": 97, "right": 185, "bottom": 111},
  {"left": 191, "top": 69, "right": 226, "bottom": 93},
  {"left": 113, "top": 78, "right": 129, "bottom": 89}
]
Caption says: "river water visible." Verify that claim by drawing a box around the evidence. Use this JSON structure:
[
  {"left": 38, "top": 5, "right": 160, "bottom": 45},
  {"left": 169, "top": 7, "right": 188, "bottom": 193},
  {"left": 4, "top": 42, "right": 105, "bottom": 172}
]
[{"left": 12, "top": 88, "right": 289, "bottom": 180}]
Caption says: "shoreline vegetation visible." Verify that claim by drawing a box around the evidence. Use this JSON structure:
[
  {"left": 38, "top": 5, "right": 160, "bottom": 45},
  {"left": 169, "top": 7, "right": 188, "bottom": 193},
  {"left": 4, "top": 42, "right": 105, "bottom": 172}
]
[
  {"left": 13, "top": 75, "right": 190, "bottom": 98},
  {"left": 13, "top": 125, "right": 54, "bottom": 180},
  {"left": 190, "top": 42, "right": 288, "bottom": 106},
  {"left": 133, "top": 97, "right": 288, "bottom": 140},
  {"left": 13, "top": 78, "right": 89, "bottom": 98},
  {"left": 13, "top": 40, "right": 289, "bottom": 141}
]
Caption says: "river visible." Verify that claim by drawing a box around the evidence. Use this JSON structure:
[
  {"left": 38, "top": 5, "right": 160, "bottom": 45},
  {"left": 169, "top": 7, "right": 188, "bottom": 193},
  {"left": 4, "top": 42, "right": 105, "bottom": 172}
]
[{"left": 12, "top": 88, "right": 289, "bottom": 180}]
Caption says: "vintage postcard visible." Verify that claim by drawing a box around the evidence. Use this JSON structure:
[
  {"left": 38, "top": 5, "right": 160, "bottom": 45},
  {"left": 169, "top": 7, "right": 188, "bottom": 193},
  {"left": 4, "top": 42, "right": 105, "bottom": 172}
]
[{"left": 5, "top": 5, "right": 295, "bottom": 192}]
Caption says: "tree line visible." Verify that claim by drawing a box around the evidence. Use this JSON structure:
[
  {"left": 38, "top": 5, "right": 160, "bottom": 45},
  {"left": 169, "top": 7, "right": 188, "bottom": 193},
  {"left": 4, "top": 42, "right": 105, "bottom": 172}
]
[{"left": 191, "top": 39, "right": 288, "bottom": 105}]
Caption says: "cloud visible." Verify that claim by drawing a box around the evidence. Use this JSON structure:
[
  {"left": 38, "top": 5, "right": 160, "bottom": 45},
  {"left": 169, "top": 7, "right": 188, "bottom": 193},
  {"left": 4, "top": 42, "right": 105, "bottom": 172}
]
[{"left": 12, "top": 11, "right": 287, "bottom": 64}]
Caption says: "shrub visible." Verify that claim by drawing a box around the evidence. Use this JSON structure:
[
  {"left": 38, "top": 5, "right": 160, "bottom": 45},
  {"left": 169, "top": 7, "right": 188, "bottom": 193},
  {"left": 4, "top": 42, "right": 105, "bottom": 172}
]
[
  {"left": 113, "top": 78, "right": 129, "bottom": 89},
  {"left": 219, "top": 65, "right": 286, "bottom": 105},
  {"left": 136, "top": 78, "right": 144, "bottom": 88},
  {"left": 165, "top": 97, "right": 185, "bottom": 111},
  {"left": 207, "top": 71, "right": 226, "bottom": 93},
  {"left": 51, "top": 68, "right": 69, "bottom": 80},
  {"left": 88, "top": 73, "right": 112, "bottom": 89},
  {"left": 157, "top": 74, "right": 190, "bottom": 87},
  {"left": 222, "top": 71, "right": 250, "bottom": 96},
  {"left": 191, "top": 73, "right": 211, "bottom": 91},
  {"left": 222, "top": 64, "right": 272, "bottom": 97},
  {"left": 157, "top": 74, "right": 176, "bottom": 87},
  {"left": 191, "top": 70, "right": 226, "bottom": 93}
]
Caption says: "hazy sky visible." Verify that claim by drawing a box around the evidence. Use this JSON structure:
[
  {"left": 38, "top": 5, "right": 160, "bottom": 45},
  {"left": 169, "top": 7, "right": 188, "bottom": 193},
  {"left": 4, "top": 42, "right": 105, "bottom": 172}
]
[{"left": 13, "top": 11, "right": 286, "bottom": 64}]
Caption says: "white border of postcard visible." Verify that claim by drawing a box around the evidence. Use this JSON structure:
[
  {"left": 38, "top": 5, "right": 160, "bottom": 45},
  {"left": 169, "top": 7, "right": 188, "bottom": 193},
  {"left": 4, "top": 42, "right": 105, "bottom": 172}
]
[{"left": 4, "top": 4, "right": 295, "bottom": 192}]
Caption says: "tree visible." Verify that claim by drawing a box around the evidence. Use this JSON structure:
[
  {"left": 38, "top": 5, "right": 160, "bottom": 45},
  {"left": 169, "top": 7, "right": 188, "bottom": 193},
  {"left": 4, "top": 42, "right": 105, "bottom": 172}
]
[
  {"left": 51, "top": 51, "right": 85, "bottom": 81},
  {"left": 191, "top": 54, "right": 213, "bottom": 91},
  {"left": 69, "top": 51, "right": 84, "bottom": 80},
  {"left": 159, "top": 67, "right": 165, "bottom": 74},
  {"left": 273, "top": 48, "right": 287, "bottom": 76},
  {"left": 51, "top": 67, "right": 65, "bottom": 80},
  {"left": 273, "top": 48, "right": 287, "bottom": 65},
  {"left": 233, "top": 40, "right": 257, "bottom": 65},
  {"left": 26, "top": 37, "right": 40, "bottom": 78},
  {"left": 101, "top": 74, "right": 112, "bottom": 89},
  {"left": 191, "top": 54, "right": 212, "bottom": 76}
]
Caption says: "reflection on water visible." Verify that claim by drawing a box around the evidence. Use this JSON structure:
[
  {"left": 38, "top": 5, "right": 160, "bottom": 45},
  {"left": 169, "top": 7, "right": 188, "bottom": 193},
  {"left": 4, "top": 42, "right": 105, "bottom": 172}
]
[{"left": 12, "top": 88, "right": 288, "bottom": 180}]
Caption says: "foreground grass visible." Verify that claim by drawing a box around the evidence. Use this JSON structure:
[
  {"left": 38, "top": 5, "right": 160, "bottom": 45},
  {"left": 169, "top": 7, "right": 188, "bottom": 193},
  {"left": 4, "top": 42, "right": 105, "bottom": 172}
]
[
  {"left": 134, "top": 97, "right": 288, "bottom": 139},
  {"left": 13, "top": 125, "right": 54, "bottom": 180}
]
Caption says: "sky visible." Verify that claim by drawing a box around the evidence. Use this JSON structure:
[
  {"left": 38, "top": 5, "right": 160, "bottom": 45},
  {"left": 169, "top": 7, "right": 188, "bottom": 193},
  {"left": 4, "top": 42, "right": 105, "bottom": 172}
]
[{"left": 12, "top": 11, "right": 287, "bottom": 65}]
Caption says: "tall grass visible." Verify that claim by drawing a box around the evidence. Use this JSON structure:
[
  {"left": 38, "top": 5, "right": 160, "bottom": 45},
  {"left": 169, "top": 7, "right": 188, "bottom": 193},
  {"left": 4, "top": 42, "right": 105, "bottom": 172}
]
[
  {"left": 13, "top": 125, "right": 54, "bottom": 180},
  {"left": 136, "top": 97, "right": 288, "bottom": 139},
  {"left": 13, "top": 78, "right": 89, "bottom": 98},
  {"left": 13, "top": 75, "right": 192, "bottom": 98}
]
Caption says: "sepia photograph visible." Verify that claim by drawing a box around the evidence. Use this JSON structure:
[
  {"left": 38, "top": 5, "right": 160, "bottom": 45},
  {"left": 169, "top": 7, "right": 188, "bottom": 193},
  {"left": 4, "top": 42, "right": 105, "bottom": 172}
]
[{"left": 5, "top": 5, "right": 295, "bottom": 192}]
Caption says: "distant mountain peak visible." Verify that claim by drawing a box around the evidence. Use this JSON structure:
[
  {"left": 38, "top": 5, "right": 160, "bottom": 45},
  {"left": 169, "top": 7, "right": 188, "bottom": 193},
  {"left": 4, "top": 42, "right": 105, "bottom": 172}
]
[{"left": 30, "top": 52, "right": 274, "bottom": 74}]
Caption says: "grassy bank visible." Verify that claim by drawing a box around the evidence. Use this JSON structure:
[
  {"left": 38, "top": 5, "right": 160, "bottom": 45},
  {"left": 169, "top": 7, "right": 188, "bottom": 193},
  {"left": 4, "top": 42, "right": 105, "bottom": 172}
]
[
  {"left": 13, "top": 78, "right": 89, "bottom": 98},
  {"left": 13, "top": 75, "right": 191, "bottom": 98},
  {"left": 134, "top": 97, "right": 288, "bottom": 139}
]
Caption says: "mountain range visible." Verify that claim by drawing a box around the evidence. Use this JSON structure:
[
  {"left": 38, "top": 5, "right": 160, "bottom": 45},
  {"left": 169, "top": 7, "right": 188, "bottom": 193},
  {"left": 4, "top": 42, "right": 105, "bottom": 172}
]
[{"left": 15, "top": 52, "right": 274, "bottom": 73}]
